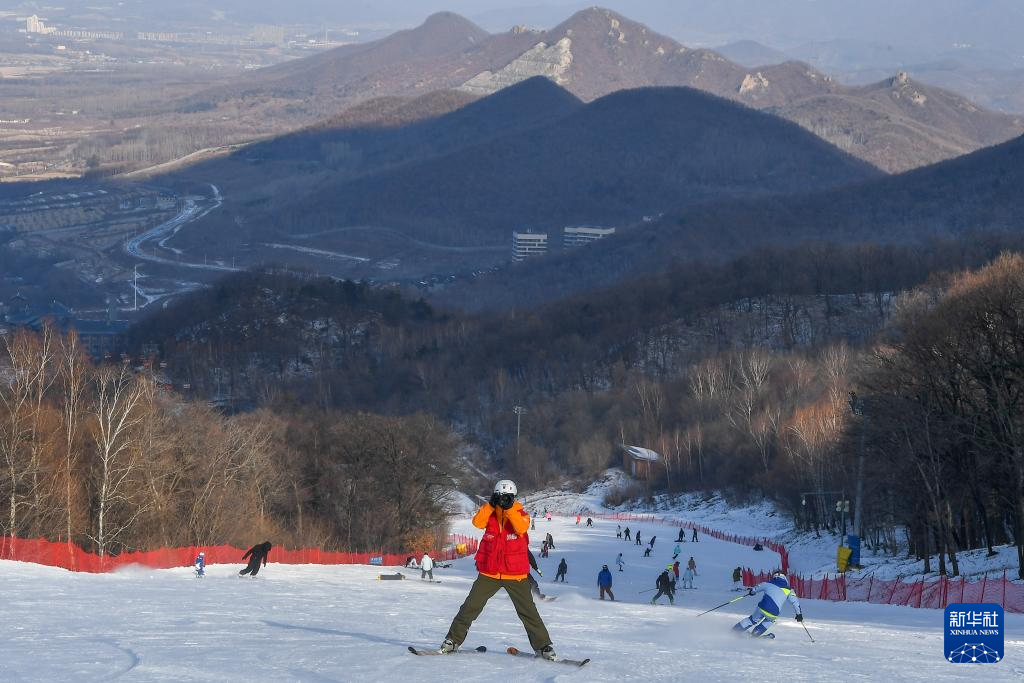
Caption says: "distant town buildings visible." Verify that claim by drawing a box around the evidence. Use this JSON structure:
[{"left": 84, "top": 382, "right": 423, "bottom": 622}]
[
  {"left": 512, "top": 231, "right": 548, "bottom": 261},
  {"left": 563, "top": 225, "right": 616, "bottom": 247},
  {"left": 26, "top": 15, "right": 53, "bottom": 34},
  {"left": 1, "top": 294, "right": 128, "bottom": 358}
]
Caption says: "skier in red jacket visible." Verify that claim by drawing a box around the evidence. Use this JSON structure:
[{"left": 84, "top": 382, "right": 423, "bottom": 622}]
[{"left": 439, "top": 480, "right": 555, "bottom": 661}]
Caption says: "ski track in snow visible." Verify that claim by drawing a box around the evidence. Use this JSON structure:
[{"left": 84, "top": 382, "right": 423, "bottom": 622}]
[{"left": 1, "top": 515, "right": 1022, "bottom": 681}]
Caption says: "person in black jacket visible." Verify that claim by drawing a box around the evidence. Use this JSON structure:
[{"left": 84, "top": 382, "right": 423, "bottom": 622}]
[
  {"left": 554, "top": 558, "right": 568, "bottom": 582},
  {"left": 650, "top": 570, "right": 675, "bottom": 605},
  {"left": 527, "top": 550, "right": 545, "bottom": 598},
  {"left": 239, "top": 541, "right": 272, "bottom": 576}
]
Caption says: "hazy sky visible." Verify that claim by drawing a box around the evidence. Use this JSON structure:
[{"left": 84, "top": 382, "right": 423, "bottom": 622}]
[{"left": 45, "top": 1, "right": 1024, "bottom": 58}]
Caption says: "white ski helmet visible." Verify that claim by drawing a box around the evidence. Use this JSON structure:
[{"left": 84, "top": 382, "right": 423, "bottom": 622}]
[{"left": 493, "top": 479, "right": 518, "bottom": 496}]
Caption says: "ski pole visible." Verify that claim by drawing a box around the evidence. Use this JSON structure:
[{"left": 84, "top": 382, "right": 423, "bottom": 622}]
[
  {"left": 696, "top": 594, "right": 749, "bottom": 617},
  {"left": 638, "top": 588, "right": 658, "bottom": 594},
  {"left": 799, "top": 618, "right": 815, "bottom": 643}
]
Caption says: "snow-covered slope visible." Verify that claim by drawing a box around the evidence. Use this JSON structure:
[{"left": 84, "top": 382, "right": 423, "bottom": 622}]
[
  {"left": 3, "top": 513, "right": 1023, "bottom": 680},
  {"left": 523, "top": 470, "right": 1024, "bottom": 583}
]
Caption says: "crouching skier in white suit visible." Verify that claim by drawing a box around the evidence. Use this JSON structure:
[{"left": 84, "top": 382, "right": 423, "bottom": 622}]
[{"left": 733, "top": 572, "right": 803, "bottom": 638}]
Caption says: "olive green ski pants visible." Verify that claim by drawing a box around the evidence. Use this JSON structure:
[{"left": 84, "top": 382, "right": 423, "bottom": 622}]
[{"left": 446, "top": 574, "right": 552, "bottom": 650}]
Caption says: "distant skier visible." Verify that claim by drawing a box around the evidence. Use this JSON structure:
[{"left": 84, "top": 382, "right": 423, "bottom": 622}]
[
  {"left": 555, "top": 558, "right": 568, "bottom": 582},
  {"left": 682, "top": 566, "right": 694, "bottom": 589},
  {"left": 597, "top": 565, "right": 615, "bottom": 601},
  {"left": 635, "top": 531, "right": 642, "bottom": 546},
  {"left": 546, "top": 512, "right": 552, "bottom": 523},
  {"left": 540, "top": 540, "right": 550, "bottom": 558},
  {"left": 586, "top": 517, "right": 593, "bottom": 527},
  {"left": 616, "top": 552, "right": 625, "bottom": 572},
  {"left": 672, "top": 543, "right": 681, "bottom": 559},
  {"left": 545, "top": 532, "right": 555, "bottom": 550},
  {"left": 616, "top": 524, "right": 622, "bottom": 539},
  {"left": 421, "top": 552, "right": 434, "bottom": 581},
  {"left": 624, "top": 527, "right": 631, "bottom": 541},
  {"left": 648, "top": 535, "right": 657, "bottom": 549},
  {"left": 687, "top": 556, "right": 697, "bottom": 575},
  {"left": 643, "top": 547, "right": 652, "bottom": 557},
  {"left": 239, "top": 541, "right": 271, "bottom": 577},
  {"left": 676, "top": 527, "right": 686, "bottom": 543},
  {"left": 438, "top": 480, "right": 556, "bottom": 660},
  {"left": 576, "top": 514, "right": 581, "bottom": 525},
  {"left": 753, "top": 542, "right": 764, "bottom": 551},
  {"left": 692, "top": 528, "right": 699, "bottom": 542},
  {"left": 651, "top": 570, "right": 675, "bottom": 605},
  {"left": 194, "top": 551, "right": 205, "bottom": 578},
  {"left": 733, "top": 567, "right": 743, "bottom": 591},
  {"left": 672, "top": 560, "right": 680, "bottom": 580},
  {"left": 733, "top": 572, "right": 803, "bottom": 639}
]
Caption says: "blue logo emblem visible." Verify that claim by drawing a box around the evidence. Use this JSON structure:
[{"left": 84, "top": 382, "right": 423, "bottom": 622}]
[{"left": 945, "top": 603, "right": 1003, "bottom": 663}]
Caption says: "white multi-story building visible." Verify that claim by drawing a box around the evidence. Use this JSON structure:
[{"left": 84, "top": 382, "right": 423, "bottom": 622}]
[
  {"left": 26, "top": 15, "right": 46, "bottom": 34},
  {"left": 512, "top": 231, "right": 548, "bottom": 261},
  {"left": 563, "top": 225, "right": 616, "bottom": 247}
]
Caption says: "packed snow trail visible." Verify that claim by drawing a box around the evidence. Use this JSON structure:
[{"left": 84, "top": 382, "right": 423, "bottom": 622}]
[{"left": 2, "top": 515, "right": 1023, "bottom": 681}]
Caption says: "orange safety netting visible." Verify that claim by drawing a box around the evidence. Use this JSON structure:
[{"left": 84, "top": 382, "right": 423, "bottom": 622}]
[{"left": 0, "top": 534, "right": 478, "bottom": 573}]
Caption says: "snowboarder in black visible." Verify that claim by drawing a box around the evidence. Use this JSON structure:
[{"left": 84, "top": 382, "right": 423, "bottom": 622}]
[
  {"left": 651, "top": 570, "right": 675, "bottom": 605},
  {"left": 554, "top": 558, "right": 568, "bottom": 582},
  {"left": 635, "top": 531, "right": 642, "bottom": 546},
  {"left": 624, "top": 527, "right": 631, "bottom": 541},
  {"left": 240, "top": 541, "right": 272, "bottom": 576},
  {"left": 586, "top": 517, "right": 593, "bottom": 527},
  {"left": 692, "top": 528, "right": 699, "bottom": 542},
  {"left": 676, "top": 527, "right": 686, "bottom": 543},
  {"left": 648, "top": 535, "right": 657, "bottom": 549}
]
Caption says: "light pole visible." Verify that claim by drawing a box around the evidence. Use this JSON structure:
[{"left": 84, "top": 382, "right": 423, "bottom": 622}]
[
  {"left": 513, "top": 406, "right": 526, "bottom": 460},
  {"left": 848, "top": 392, "right": 867, "bottom": 538}
]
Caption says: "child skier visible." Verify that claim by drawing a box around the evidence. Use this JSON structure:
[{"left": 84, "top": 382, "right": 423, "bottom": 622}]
[
  {"left": 194, "top": 551, "right": 205, "bottom": 578},
  {"left": 597, "top": 565, "right": 615, "bottom": 600},
  {"left": 643, "top": 547, "right": 652, "bottom": 557},
  {"left": 651, "top": 569, "right": 675, "bottom": 605},
  {"left": 635, "top": 531, "right": 642, "bottom": 546},
  {"left": 733, "top": 566, "right": 743, "bottom": 591},
  {"left": 616, "top": 552, "right": 625, "bottom": 572},
  {"left": 545, "top": 532, "right": 555, "bottom": 550},
  {"left": 733, "top": 571, "right": 803, "bottom": 639},
  {"left": 555, "top": 558, "right": 568, "bottom": 582},
  {"left": 672, "top": 543, "right": 681, "bottom": 559},
  {"left": 617, "top": 525, "right": 622, "bottom": 539},
  {"left": 541, "top": 540, "right": 549, "bottom": 558},
  {"left": 676, "top": 527, "right": 686, "bottom": 543},
  {"left": 672, "top": 560, "right": 680, "bottom": 580},
  {"left": 624, "top": 527, "right": 631, "bottom": 541},
  {"left": 439, "top": 480, "right": 556, "bottom": 660},
  {"left": 687, "top": 556, "right": 697, "bottom": 575},
  {"left": 576, "top": 515, "right": 581, "bottom": 525},
  {"left": 681, "top": 566, "right": 694, "bottom": 589},
  {"left": 586, "top": 517, "right": 593, "bottom": 527}
]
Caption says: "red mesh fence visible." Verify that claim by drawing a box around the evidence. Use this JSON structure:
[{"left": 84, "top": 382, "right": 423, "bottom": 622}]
[
  {"left": 0, "top": 534, "right": 478, "bottom": 574},
  {"left": 743, "top": 567, "right": 1024, "bottom": 613}
]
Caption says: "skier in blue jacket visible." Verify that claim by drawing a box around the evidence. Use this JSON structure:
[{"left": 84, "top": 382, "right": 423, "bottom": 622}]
[
  {"left": 194, "top": 551, "right": 206, "bottom": 578},
  {"left": 597, "top": 565, "right": 615, "bottom": 601},
  {"left": 733, "top": 572, "right": 803, "bottom": 638}
]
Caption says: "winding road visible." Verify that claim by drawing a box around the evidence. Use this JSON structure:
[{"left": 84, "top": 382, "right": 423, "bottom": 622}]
[{"left": 124, "top": 183, "right": 237, "bottom": 272}]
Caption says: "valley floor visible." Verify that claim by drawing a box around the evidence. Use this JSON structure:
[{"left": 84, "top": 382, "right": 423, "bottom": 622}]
[{"left": 3, "top": 514, "right": 1023, "bottom": 681}]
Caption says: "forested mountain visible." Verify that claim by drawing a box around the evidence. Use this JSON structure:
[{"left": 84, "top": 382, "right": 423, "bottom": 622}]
[
  {"left": 438, "top": 132, "right": 1024, "bottom": 309},
  {"left": 177, "top": 82, "right": 877, "bottom": 252}
]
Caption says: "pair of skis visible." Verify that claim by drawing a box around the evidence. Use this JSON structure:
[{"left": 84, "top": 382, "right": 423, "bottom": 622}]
[{"left": 407, "top": 645, "right": 589, "bottom": 667}]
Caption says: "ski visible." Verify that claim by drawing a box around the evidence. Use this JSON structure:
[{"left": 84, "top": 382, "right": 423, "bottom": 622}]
[
  {"left": 407, "top": 645, "right": 486, "bottom": 656},
  {"left": 506, "top": 646, "right": 589, "bottom": 667}
]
